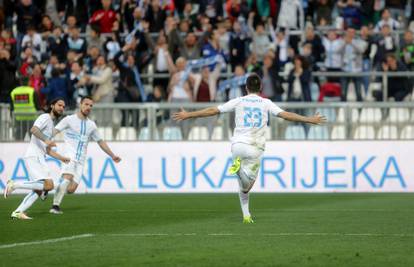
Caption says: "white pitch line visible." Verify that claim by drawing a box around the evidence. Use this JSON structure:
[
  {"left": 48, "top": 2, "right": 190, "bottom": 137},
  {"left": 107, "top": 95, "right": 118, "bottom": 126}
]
[
  {"left": 106, "top": 233, "right": 414, "bottom": 238},
  {"left": 0, "top": 234, "right": 94, "bottom": 249}
]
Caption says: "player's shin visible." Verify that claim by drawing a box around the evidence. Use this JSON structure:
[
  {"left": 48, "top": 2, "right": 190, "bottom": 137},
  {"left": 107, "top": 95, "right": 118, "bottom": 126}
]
[
  {"left": 15, "top": 191, "right": 39, "bottom": 213},
  {"left": 53, "top": 178, "right": 70, "bottom": 206}
]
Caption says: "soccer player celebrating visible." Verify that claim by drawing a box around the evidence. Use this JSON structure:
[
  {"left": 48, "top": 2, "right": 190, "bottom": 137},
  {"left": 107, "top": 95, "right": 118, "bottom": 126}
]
[
  {"left": 49, "top": 96, "right": 121, "bottom": 214},
  {"left": 4, "top": 98, "right": 70, "bottom": 220},
  {"left": 173, "top": 74, "right": 326, "bottom": 223}
]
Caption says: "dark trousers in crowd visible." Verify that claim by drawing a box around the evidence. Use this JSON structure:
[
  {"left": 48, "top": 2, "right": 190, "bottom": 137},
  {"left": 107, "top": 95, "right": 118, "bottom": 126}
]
[{"left": 341, "top": 77, "right": 363, "bottom": 101}]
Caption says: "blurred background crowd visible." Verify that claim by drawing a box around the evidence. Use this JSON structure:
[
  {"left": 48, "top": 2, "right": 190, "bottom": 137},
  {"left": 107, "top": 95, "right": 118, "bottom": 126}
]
[{"left": 1, "top": 0, "right": 414, "bottom": 111}]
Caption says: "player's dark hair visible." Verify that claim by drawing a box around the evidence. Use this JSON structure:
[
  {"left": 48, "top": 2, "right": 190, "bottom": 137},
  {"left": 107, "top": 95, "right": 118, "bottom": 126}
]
[
  {"left": 246, "top": 74, "right": 262, "bottom": 93},
  {"left": 46, "top": 97, "right": 65, "bottom": 113},
  {"left": 80, "top": 96, "right": 94, "bottom": 103}
]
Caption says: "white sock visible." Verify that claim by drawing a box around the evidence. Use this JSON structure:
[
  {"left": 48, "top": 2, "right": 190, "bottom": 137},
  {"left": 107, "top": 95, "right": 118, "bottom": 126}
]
[
  {"left": 13, "top": 180, "right": 44, "bottom": 191},
  {"left": 15, "top": 191, "right": 39, "bottom": 213},
  {"left": 53, "top": 179, "right": 70, "bottom": 206},
  {"left": 238, "top": 190, "right": 250, "bottom": 217}
]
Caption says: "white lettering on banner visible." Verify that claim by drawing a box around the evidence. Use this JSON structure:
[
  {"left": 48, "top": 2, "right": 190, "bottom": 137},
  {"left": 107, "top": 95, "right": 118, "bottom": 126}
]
[{"left": 0, "top": 142, "right": 411, "bottom": 193}]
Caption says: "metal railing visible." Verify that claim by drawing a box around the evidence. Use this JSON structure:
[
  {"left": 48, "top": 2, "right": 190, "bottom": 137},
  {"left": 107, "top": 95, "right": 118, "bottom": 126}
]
[{"left": 1, "top": 102, "right": 414, "bottom": 142}]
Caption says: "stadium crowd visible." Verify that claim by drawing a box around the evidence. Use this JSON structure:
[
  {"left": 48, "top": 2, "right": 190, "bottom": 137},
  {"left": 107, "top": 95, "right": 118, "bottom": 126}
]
[{"left": 0, "top": 0, "right": 414, "bottom": 111}]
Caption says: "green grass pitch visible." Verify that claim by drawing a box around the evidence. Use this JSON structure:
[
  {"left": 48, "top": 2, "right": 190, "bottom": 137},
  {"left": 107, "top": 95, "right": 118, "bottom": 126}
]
[{"left": 1, "top": 193, "right": 414, "bottom": 267}]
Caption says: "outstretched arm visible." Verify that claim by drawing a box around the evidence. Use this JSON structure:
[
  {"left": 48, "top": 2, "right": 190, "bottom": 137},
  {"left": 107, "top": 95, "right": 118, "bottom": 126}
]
[
  {"left": 278, "top": 111, "right": 326, "bottom": 125},
  {"left": 173, "top": 107, "right": 220, "bottom": 121},
  {"left": 97, "top": 140, "right": 121, "bottom": 163}
]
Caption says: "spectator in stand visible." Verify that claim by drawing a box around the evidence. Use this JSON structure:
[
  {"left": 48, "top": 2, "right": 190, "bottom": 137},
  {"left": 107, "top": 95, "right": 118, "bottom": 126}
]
[
  {"left": 113, "top": 41, "right": 147, "bottom": 103},
  {"left": 322, "top": 29, "right": 343, "bottom": 82},
  {"left": 66, "top": 27, "right": 87, "bottom": 58},
  {"left": 84, "top": 46, "right": 101, "bottom": 73},
  {"left": 87, "top": 24, "right": 105, "bottom": 53},
  {"left": 0, "top": 29, "right": 17, "bottom": 59},
  {"left": 47, "top": 26, "right": 67, "bottom": 62},
  {"left": 28, "top": 63, "right": 46, "bottom": 109},
  {"left": 121, "top": 3, "right": 144, "bottom": 32},
  {"left": 56, "top": 0, "right": 89, "bottom": 31},
  {"left": 245, "top": 53, "right": 260, "bottom": 73},
  {"left": 304, "top": 26, "right": 325, "bottom": 63},
  {"left": 63, "top": 15, "right": 78, "bottom": 34},
  {"left": 89, "top": 0, "right": 118, "bottom": 34},
  {"left": 374, "top": 8, "right": 401, "bottom": 32},
  {"left": 374, "top": 24, "right": 397, "bottom": 67},
  {"left": 167, "top": 57, "right": 194, "bottom": 103},
  {"left": 202, "top": 29, "right": 223, "bottom": 69},
  {"left": 316, "top": 0, "right": 333, "bottom": 26},
  {"left": 400, "top": 30, "right": 414, "bottom": 70},
  {"left": 41, "top": 68, "right": 68, "bottom": 104},
  {"left": 44, "top": 54, "right": 65, "bottom": 79},
  {"left": 0, "top": 49, "right": 18, "bottom": 103},
  {"left": 69, "top": 61, "right": 87, "bottom": 107},
  {"left": 145, "top": 0, "right": 166, "bottom": 32},
  {"left": 199, "top": 0, "right": 224, "bottom": 24},
  {"left": 15, "top": 0, "right": 41, "bottom": 46},
  {"left": 217, "top": 21, "right": 231, "bottom": 60},
  {"left": 44, "top": 0, "right": 61, "bottom": 27},
  {"left": 374, "top": 54, "right": 412, "bottom": 101},
  {"left": 248, "top": 12, "right": 271, "bottom": 63},
  {"left": 179, "top": 2, "right": 198, "bottom": 28},
  {"left": 20, "top": 47, "right": 37, "bottom": 77},
  {"left": 40, "top": 15, "right": 54, "bottom": 37},
  {"left": 270, "top": 26, "right": 290, "bottom": 71},
  {"left": 384, "top": 1, "right": 405, "bottom": 24},
  {"left": 144, "top": 23, "right": 174, "bottom": 98},
  {"left": 228, "top": 65, "right": 246, "bottom": 100},
  {"left": 193, "top": 64, "right": 221, "bottom": 102},
  {"left": 287, "top": 55, "right": 312, "bottom": 102},
  {"left": 360, "top": 25, "right": 376, "bottom": 93},
  {"left": 229, "top": 19, "right": 248, "bottom": 71},
  {"left": 277, "top": 0, "right": 304, "bottom": 31},
  {"left": 21, "top": 25, "right": 42, "bottom": 62},
  {"left": 82, "top": 55, "right": 114, "bottom": 103},
  {"left": 339, "top": 27, "right": 367, "bottom": 101},
  {"left": 337, "top": 0, "right": 362, "bottom": 29},
  {"left": 256, "top": 52, "right": 284, "bottom": 101}
]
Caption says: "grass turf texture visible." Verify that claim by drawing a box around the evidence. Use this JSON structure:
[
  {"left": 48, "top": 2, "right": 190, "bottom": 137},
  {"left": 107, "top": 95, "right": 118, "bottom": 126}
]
[{"left": 1, "top": 194, "right": 414, "bottom": 267}]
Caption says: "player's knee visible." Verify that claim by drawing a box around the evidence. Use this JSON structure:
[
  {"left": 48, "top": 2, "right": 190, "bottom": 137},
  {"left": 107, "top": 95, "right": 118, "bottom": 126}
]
[
  {"left": 67, "top": 184, "right": 77, "bottom": 194},
  {"left": 43, "top": 180, "right": 54, "bottom": 191}
]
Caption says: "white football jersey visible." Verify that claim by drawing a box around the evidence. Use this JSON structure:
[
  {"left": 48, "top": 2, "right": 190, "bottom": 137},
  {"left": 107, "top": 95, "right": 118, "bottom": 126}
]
[
  {"left": 55, "top": 114, "right": 102, "bottom": 164},
  {"left": 25, "top": 113, "right": 54, "bottom": 158},
  {"left": 217, "top": 94, "right": 284, "bottom": 150}
]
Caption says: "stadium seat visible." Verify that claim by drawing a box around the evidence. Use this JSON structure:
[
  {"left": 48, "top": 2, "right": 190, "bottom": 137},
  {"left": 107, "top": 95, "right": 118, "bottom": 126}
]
[
  {"left": 387, "top": 108, "right": 410, "bottom": 122},
  {"left": 98, "top": 127, "right": 113, "bottom": 140},
  {"left": 307, "top": 126, "right": 330, "bottom": 140},
  {"left": 162, "top": 127, "right": 183, "bottom": 140},
  {"left": 331, "top": 126, "right": 347, "bottom": 140},
  {"left": 211, "top": 127, "right": 232, "bottom": 140},
  {"left": 337, "top": 108, "right": 359, "bottom": 122},
  {"left": 359, "top": 108, "right": 382, "bottom": 123},
  {"left": 116, "top": 127, "right": 137, "bottom": 141},
  {"left": 400, "top": 126, "right": 414, "bottom": 139},
  {"left": 188, "top": 126, "right": 209, "bottom": 140},
  {"left": 138, "top": 127, "right": 159, "bottom": 141},
  {"left": 353, "top": 126, "right": 375, "bottom": 139},
  {"left": 284, "top": 125, "right": 306, "bottom": 140},
  {"left": 377, "top": 125, "right": 398, "bottom": 140}
]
